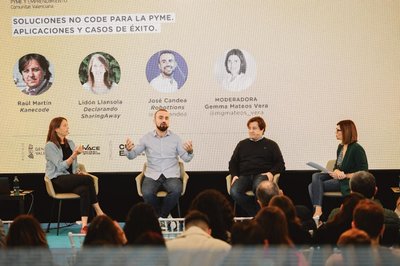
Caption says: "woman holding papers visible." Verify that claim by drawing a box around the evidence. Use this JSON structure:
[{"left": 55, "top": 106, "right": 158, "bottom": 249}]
[{"left": 308, "top": 120, "right": 368, "bottom": 220}]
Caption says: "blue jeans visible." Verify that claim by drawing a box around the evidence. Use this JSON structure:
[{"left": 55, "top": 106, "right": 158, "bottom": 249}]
[
  {"left": 230, "top": 174, "right": 268, "bottom": 216},
  {"left": 142, "top": 175, "right": 182, "bottom": 218},
  {"left": 308, "top": 172, "right": 341, "bottom": 207}
]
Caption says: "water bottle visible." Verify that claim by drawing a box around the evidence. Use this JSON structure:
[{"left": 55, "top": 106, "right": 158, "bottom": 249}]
[{"left": 13, "top": 176, "right": 20, "bottom": 196}]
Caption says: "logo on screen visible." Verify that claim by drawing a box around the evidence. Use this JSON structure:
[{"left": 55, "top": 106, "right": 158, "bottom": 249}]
[
  {"left": 119, "top": 144, "right": 125, "bottom": 156},
  {"left": 26, "top": 144, "right": 44, "bottom": 159},
  {"left": 28, "top": 144, "right": 34, "bottom": 159},
  {"left": 82, "top": 144, "right": 101, "bottom": 155}
]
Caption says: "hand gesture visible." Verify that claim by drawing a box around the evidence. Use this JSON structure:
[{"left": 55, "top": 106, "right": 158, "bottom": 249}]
[
  {"left": 74, "top": 144, "right": 83, "bottom": 155},
  {"left": 125, "top": 138, "right": 134, "bottom": 151},
  {"left": 183, "top": 140, "right": 193, "bottom": 154}
]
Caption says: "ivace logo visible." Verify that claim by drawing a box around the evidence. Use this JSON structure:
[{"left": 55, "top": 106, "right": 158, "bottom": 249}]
[{"left": 82, "top": 144, "right": 101, "bottom": 155}]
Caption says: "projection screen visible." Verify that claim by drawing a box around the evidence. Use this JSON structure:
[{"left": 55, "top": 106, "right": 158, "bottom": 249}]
[{"left": 1, "top": 0, "right": 399, "bottom": 173}]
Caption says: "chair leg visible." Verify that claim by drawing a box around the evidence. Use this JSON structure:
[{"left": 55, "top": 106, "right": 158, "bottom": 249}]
[
  {"left": 177, "top": 201, "right": 181, "bottom": 218},
  {"left": 233, "top": 202, "right": 237, "bottom": 217},
  {"left": 47, "top": 199, "right": 56, "bottom": 233},
  {"left": 57, "top": 200, "right": 62, "bottom": 235}
]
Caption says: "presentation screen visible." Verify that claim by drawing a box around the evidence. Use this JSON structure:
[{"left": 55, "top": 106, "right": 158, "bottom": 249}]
[{"left": 1, "top": 0, "right": 399, "bottom": 173}]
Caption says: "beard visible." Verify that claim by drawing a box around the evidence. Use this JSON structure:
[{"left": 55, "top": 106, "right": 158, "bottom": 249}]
[{"left": 157, "top": 123, "right": 168, "bottom": 132}]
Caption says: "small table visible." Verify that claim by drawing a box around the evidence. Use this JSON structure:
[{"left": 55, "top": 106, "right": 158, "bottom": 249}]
[{"left": 0, "top": 190, "right": 34, "bottom": 214}]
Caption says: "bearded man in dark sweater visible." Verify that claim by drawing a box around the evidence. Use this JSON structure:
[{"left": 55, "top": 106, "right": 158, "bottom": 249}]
[{"left": 229, "top": 116, "right": 285, "bottom": 216}]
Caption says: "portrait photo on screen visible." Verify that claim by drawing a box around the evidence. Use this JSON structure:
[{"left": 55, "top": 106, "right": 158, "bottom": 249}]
[
  {"left": 78, "top": 52, "right": 120, "bottom": 95},
  {"left": 146, "top": 50, "right": 188, "bottom": 93},
  {"left": 13, "top": 53, "right": 54, "bottom": 96},
  {"left": 214, "top": 49, "right": 256, "bottom": 92}
]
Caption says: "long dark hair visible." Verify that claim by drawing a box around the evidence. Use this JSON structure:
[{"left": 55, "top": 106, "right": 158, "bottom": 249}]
[
  {"left": 189, "top": 189, "right": 234, "bottom": 242},
  {"left": 123, "top": 203, "right": 162, "bottom": 245},
  {"left": 6, "top": 215, "right": 49, "bottom": 248},
  {"left": 328, "top": 192, "right": 365, "bottom": 228},
  {"left": 83, "top": 215, "right": 126, "bottom": 246}
]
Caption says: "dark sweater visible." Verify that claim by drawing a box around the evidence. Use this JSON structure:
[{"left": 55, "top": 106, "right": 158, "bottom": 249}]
[
  {"left": 229, "top": 137, "right": 285, "bottom": 177},
  {"left": 335, "top": 142, "right": 368, "bottom": 195}
]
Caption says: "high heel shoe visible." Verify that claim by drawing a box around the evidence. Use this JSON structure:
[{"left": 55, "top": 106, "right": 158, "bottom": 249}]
[{"left": 313, "top": 215, "right": 321, "bottom": 227}]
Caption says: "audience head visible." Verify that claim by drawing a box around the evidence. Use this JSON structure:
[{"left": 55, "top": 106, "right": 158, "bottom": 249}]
[
  {"left": 83, "top": 215, "right": 126, "bottom": 247},
  {"left": 132, "top": 231, "right": 165, "bottom": 246},
  {"left": 231, "top": 220, "right": 266, "bottom": 246},
  {"left": 337, "top": 228, "right": 371, "bottom": 246},
  {"left": 189, "top": 189, "right": 234, "bottom": 242},
  {"left": 350, "top": 171, "right": 376, "bottom": 199},
  {"left": 255, "top": 206, "right": 292, "bottom": 246},
  {"left": 329, "top": 192, "right": 365, "bottom": 227},
  {"left": 123, "top": 203, "right": 162, "bottom": 245},
  {"left": 352, "top": 199, "right": 385, "bottom": 242},
  {"left": 256, "top": 180, "right": 280, "bottom": 207},
  {"left": 268, "top": 195, "right": 299, "bottom": 224},
  {"left": 185, "top": 210, "right": 211, "bottom": 233},
  {"left": 6, "top": 215, "right": 48, "bottom": 248}
]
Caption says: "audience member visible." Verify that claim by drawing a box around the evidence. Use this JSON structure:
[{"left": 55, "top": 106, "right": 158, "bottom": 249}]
[
  {"left": 346, "top": 200, "right": 400, "bottom": 265},
  {"left": 313, "top": 192, "right": 364, "bottom": 246},
  {"left": 123, "top": 202, "right": 162, "bottom": 245},
  {"left": 352, "top": 199, "right": 384, "bottom": 246},
  {"left": 328, "top": 171, "right": 400, "bottom": 246},
  {"left": 268, "top": 195, "right": 312, "bottom": 246},
  {"left": 83, "top": 215, "right": 126, "bottom": 247},
  {"left": 166, "top": 210, "right": 230, "bottom": 266},
  {"left": 337, "top": 228, "right": 371, "bottom": 246},
  {"left": 133, "top": 231, "right": 165, "bottom": 246},
  {"left": 257, "top": 180, "right": 315, "bottom": 232},
  {"left": 325, "top": 228, "right": 372, "bottom": 266},
  {"left": 254, "top": 207, "right": 309, "bottom": 266},
  {"left": 256, "top": 180, "right": 281, "bottom": 207},
  {"left": 6, "top": 215, "right": 48, "bottom": 248},
  {"left": 230, "top": 220, "right": 266, "bottom": 246},
  {"left": 167, "top": 210, "right": 230, "bottom": 250},
  {"left": 189, "top": 189, "right": 234, "bottom": 243},
  {"left": 254, "top": 206, "right": 293, "bottom": 246}
]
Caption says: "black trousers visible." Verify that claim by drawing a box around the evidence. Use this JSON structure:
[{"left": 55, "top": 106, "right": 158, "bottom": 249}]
[{"left": 51, "top": 174, "right": 97, "bottom": 216}]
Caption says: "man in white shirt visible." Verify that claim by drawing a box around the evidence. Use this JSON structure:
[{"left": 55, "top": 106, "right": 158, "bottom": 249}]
[
  {"left": 166, "top": 210, "right": 231, "bottom": 265},
  {"left": 150, "top": 51, "right": 179, "bottom": 93}
]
